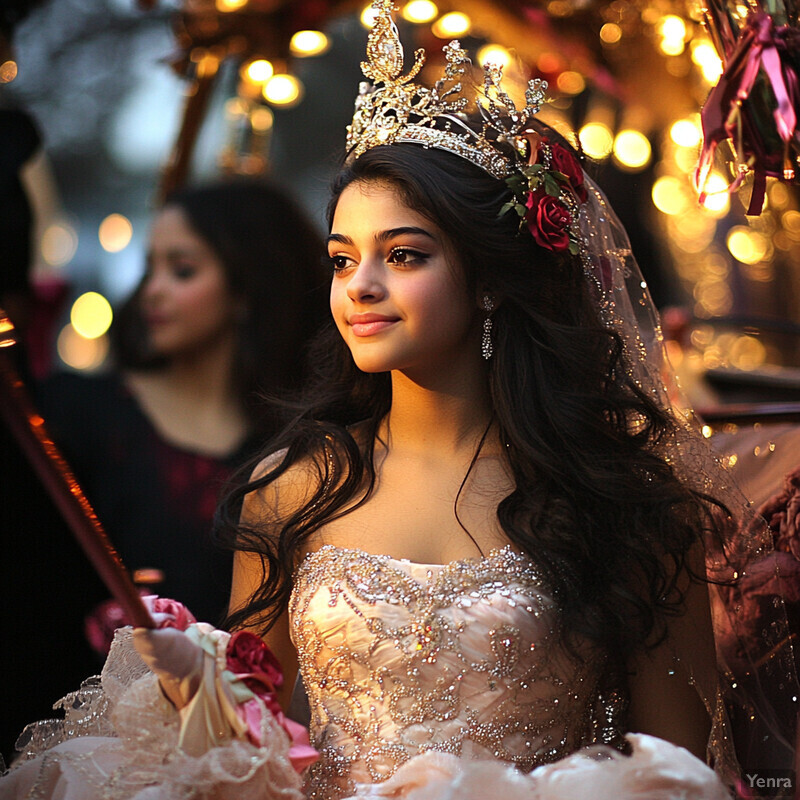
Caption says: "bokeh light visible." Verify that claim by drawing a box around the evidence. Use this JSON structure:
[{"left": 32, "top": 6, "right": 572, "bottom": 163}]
[
  {"left": 691, "top": 41, "right": 723, "bottom": 83},
  {"left": 0, "top": 61, "right": 18, "bottom": 83},
  {"left": 652, "top": 176, "right": 690, "bottom": 215},
  {"left": 477, "top": 45, "right": 512, "bottom": 70},
  {"left": 41, "top": 221, "right": 78, "bottom": 267},
  {"left": 70, "top": 292, "right": 113, "bottom": 339},
  {"left": 578, "top": 122, "right": 614, "bottom": 159},
  {"left": 556, "top": 71, "right": 585, "bottom": 95},
  {"left": 613, "top": 129, "right": 652, "bottom": 170},
  {"left": 242, "top": 59, "right": 274, "bottom": 85},
  {"left": 57, "top": 324, "right": 109, "bottom": 371},
  {"left": 262, "top": 74, "right": 303, "bottom": 106},
  {"left": 432, "top": 12, "right": 471, "bottom": 37},
  {"left": 700, "top": 173, "right": 731, "bottom": 215},
  {"left": 599, "top": 23, "right": 622, "bottom": 44},
  {"left": 658, "top": 15, "right": 687, "bottom": 55},
  {"left": 402, "top": 0, "right": 438, "bottom": 23},
  {"left": 250, "top": 107, "right": 274, "bottom": 132},
  {"left": 98, "top": 213, "right": 133, "bottom": 253},
  {"left": 290, "top": 31, "right": 330, "bottom": 57},
  {"left": 361, "top": 5, "right": 380, "bottom": 26},
  {"left": 216, "top": 0, "right": 246, "bottom": 10},
  {"left": 670, "top": 118, "right": 702, "bottom": 148},
  {"left": 726, "top": 226, "right": 770, "bottom": 264}
]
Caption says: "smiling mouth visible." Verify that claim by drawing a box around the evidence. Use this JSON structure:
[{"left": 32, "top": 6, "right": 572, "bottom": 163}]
[{"left": 350, "top": 318, "right": 398, "bottom": 337}]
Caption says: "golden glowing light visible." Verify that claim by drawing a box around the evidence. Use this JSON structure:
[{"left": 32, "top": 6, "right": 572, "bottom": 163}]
[
  {"left": 782, "top": 210, "right": 800, "bottom": 237},
  {"left": 729, "top": 335, "right": 767, "bottom": 370},
  {"left": 41, "top": 222, "right": 78, "bottom": 267},
  {"left": 691, "top": 41, "right": 723, "bottom": 83},
  {"left": 361, "top": 5, "right": 379, "bottom": 26},
  {"left": 556, "top": 71, "right": 585, "bottom": 95},
  {"left": 432, "top": 11, "right": 471, "bottom": 37},
  {"left": 659, "top": 15, "right": 687, "bottom": 40},
  {"left": 402, "top": 0, "right": 438, "bottom": 23},
  {"left": 769, "top": 181, "right": 790, "bottom": 208},
  {"left": 98, "top": 213, "right": 133, "bottom": 253},
  {"left": 216, "top": 0, "right": 246, "bottom": 10},
  {"left": 667, "top": 214, "right": 717, "bottom": 252},
  {"left": 670, "top": 118, "right": 702, "bottom": 148},
  {"left": 57, "top": 324, "right": 109, "bottom": 371},
  {"left": 701, "top": 173, "right": 731, "bottom": 215},
  {"left": 652, "top": 176, "right": 690, "bottom": 215},
  {"left": 537, "top": 52, "right": 564, "bottom": 72},
  {"left": 290, "top": 30, "right": 330, "bottom": 57},
  {"left": 613, "top": 129, "right": 651, "bottom": 170},
  {"left": 250, "top": 107, "right": 274, "bottom": 132},
  {"left": 726, "top": 226, "right": 769, "bottom": 264},
  {"left": 262, "top": 74, "right": 303, "bottom": 106},
  {"left": 242, "top": 59, "right": 274, "bottom": 84},
  {"left": 0, "top": 60, "right": 18, "bottom": 83},
  {"left": 70, "top": 293, "right": 113, "bottom": 340},
  {"left": 702, "top": 425, "right": 713, "bottom": 438},
  {"left": 599, "top": 23, "right": 622, "bottom": 44},
  {"left": 658, "top": 15, "right": 687, "bottom": 56},
  {"left": 578, "top": 122, "right": 614, "bottom": 159},
  {"left": 477, "top": 45, "right": 512, "bottom": 70}
]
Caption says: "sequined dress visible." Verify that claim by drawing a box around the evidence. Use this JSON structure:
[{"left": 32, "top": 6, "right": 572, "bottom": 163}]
[
  {"left": 3, "top": 545, "right": 731, "bottom": 800},
  {"left": 291, "top": 545, "right": 627, "bottom": 800}
]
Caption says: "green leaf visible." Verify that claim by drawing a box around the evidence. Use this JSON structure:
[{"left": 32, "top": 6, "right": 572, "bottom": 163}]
[
  {"left": 498, "top": 201, "right": 516, "bottom": 218},
  {"left": 568, "top": 240, "right": 579, "bottom": 255},
  {"left": 543, "top": 176, "right": 562, "bottom": 197},
  {"left": 514, "top": 203, "right": 527, "bottom": 217},
  {"left": 551, "top": 170, "right": 570, "bottom": 183}
]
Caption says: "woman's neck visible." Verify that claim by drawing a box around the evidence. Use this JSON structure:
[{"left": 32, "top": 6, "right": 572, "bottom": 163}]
[
  {"left": 124, "top": 332, "right": 249, "bottom": 457},
  {"left": 384, "top": 363, "right": 495, "bottom": 460}
]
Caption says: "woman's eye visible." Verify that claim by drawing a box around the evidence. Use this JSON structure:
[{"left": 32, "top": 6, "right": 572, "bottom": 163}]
[
  {"left": 324, "top": 254, "right": 353, "bottom": 272},
  {"left": 172, "top": 264, "right": 197, "bottom": 280},
  {"left": 388, "top": 247, "right": 427, "bottom": 266}
]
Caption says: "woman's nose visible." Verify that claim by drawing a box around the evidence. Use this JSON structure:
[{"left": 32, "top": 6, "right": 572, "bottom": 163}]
[{"left": 346, "top": 258, "right": 386, "bottom": 303}]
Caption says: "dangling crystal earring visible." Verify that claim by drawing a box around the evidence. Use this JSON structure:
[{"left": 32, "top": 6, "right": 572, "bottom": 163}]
[{"left": 481, "top": 295, "right": 494, "bottom": 360}]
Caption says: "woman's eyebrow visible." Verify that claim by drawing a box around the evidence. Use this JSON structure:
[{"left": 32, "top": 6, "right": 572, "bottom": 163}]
[
  {"left": 376, "top": 226, "right": 436, "bottom": 243},
  {"left": 327, "top": 227, "right": 436, "bottom": 247}
]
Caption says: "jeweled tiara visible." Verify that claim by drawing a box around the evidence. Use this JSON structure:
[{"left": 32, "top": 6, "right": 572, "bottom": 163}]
[{"left": 345, "top": 0, "right": 548, "bottom": 180}]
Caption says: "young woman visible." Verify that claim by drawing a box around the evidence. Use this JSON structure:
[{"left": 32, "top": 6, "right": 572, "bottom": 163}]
[
  {"left": 36, "top": 179, "right": 328, "bottom": 625},
  {"left": 4, "top": 6, "right": 793, "bottom": 799}
]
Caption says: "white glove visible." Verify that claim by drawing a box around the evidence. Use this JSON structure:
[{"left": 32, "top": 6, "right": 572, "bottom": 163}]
[{"left": 133, "top": 626, "right": 203, "bottom": 709}]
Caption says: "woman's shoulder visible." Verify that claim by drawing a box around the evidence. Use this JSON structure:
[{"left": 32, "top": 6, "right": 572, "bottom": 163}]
[{"left": 242, "top": 444, "right": 337, "bottom": 526}]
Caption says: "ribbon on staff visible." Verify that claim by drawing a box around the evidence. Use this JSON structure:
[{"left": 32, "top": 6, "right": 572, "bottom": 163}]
[{"left": 697, "top": 11, "right": 800, "bottom": 215}]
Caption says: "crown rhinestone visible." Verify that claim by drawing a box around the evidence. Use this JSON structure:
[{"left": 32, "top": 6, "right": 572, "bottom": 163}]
[{"left": 346, "top": 0, "right": 550, "bottom": 181}]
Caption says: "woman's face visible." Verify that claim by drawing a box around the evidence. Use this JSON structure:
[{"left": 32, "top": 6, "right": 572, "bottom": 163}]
[
  {"left": 140, "top": 206, "right": 239, "bottom": 359},
  {"left": 328, "top": 181, "right": 478, "bottom": 377}
]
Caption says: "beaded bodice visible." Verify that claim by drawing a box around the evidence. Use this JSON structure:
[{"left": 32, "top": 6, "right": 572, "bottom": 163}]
[{"left": 290, "top": 545, "right": 627, "bottom": 800}]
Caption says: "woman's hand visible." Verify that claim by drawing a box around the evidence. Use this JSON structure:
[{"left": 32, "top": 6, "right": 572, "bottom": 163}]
[{"left": 132, "top": 626, "right": 204, "bottom": 709}]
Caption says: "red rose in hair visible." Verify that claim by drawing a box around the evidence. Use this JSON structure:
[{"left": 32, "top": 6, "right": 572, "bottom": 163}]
[
  {"left": 226, "top": 630, "right": 284, "bottom": 691},
  {"left": 525, "top": 192, "right": 571, "bottom": 252},
  {"left": 548, "top": 141, "right": 588, "bottom": 204}
]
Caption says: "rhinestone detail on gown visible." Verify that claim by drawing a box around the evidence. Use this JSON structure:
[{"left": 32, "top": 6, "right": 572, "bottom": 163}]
[{"left": 290, "top": 545, "right": 626, "bottom": 800}]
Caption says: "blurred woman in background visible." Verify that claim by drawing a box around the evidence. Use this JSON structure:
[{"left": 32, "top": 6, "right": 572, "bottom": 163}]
[{"left": 37, "top": 179, "right": 327, "bottom": 627}]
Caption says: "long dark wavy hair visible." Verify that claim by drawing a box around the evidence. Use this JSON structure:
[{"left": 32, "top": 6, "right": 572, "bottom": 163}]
[
  {"left": 216, "top": 143, "right": 720, "bottom": 666},
  {"left": 111, "top": 179, "right": 329, "bottom": 433}
]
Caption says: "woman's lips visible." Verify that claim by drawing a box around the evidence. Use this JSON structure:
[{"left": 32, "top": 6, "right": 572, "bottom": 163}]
[{"left": 349, "top": 314, "right": 399, "bottom": 337}]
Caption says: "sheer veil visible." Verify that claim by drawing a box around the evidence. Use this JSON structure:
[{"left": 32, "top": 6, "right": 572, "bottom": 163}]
[{"left": 579, "top": 173, "right": 799, "bottom": 784}]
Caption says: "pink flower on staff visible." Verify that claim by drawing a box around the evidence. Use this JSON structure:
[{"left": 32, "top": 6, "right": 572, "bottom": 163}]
[
  {"left": 142, "top": 595, "right": 197, "bottom": 631},
  {"left": 226, "top": 630, "right": 284, "bottom": 691}
]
